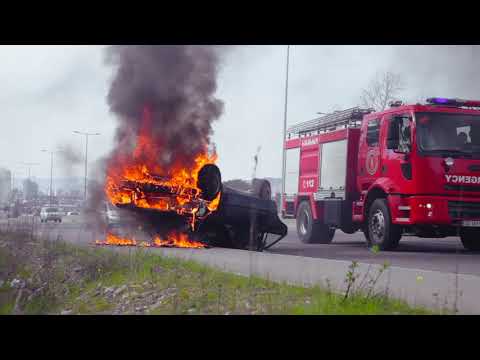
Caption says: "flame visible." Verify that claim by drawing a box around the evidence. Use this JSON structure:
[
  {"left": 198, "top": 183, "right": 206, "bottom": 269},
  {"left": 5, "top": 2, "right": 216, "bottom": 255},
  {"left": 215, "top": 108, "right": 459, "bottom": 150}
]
[
  {"left": 105, "top": 106, "right": 221, "bottom": 230},
  {"left": 96, "top": 233, "right": 137, "bottom": 246},
  {"left": 96, "top": 232, "right": 205, "bottom": 249},
  {"left": 153, "top": 232, "right": 205, "bottom": 248}
]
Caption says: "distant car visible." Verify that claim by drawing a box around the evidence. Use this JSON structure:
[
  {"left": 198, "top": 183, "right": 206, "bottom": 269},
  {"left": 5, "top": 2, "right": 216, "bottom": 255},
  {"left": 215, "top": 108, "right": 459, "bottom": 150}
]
[
  {"left": 40, "top": 207, "right": 63, "bottom": 223},
  {"left": 67, "top": 211, "right": 80, "bottom": 216},
  {"left": 105, "top": 202, "right": 121, "bottom": 224}
]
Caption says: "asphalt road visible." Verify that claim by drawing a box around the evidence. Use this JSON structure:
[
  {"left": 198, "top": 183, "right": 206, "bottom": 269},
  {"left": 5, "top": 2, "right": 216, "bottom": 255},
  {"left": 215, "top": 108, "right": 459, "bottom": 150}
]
[
  {"left": 267, "top": 219, "right": 480, "bottom": 276},
  {"left": 3, "top": 215, "right": 480, "bottom": 277}
]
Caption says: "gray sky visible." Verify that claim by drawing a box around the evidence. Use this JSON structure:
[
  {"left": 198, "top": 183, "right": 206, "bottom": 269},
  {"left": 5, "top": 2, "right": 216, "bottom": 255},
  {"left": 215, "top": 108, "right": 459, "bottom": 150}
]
[{"left": 1, "top": 45, "right": 477, "bottom": 184}]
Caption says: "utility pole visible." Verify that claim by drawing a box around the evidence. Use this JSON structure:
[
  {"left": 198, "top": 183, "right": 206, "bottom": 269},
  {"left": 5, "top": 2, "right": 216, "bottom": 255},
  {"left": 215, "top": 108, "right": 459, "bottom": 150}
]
[
  {"left": 21, "top": 162, "right": 39, "bottom": 180},
  {"left": 41, "top": 149, "right": 57, "bottom": 204},
  {"left": 281, "top": 45, "right": 290, "bottom": 214},
  {"left": 73, "top": 131, "right": 100, "bottom": 202}
]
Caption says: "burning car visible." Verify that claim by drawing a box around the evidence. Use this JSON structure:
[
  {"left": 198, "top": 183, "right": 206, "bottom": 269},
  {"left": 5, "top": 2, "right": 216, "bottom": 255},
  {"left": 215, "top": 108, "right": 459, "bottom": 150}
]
[
  {"left": 104, "top": 161, "right": 287, "bottom": 251},
  {"left": 96, "top": 102, "right": 287, "bottom": 251},
  {"left": 97, "top": 45, "right": 289, "bottom": 250}
]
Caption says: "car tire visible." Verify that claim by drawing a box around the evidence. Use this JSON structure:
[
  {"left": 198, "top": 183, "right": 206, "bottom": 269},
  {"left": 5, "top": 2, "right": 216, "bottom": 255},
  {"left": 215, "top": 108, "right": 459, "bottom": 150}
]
[
  {"left": 366, "top": 199, "right": 401, "bottom": 250},
  {"left": 296, "top": 201, "right": 335, "bottom": 244},
  {"left": 251, "top": 179, "right": 271, "bottom": 200},
  {"left": 460, "top": 228, "right": 480, "bottom": 251}
]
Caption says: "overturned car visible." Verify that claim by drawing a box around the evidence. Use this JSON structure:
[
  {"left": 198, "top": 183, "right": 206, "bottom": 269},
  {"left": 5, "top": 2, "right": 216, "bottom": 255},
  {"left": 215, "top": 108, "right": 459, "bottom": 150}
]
[{"left": 106, "top": 164, "right": 287, "bottom": 251}]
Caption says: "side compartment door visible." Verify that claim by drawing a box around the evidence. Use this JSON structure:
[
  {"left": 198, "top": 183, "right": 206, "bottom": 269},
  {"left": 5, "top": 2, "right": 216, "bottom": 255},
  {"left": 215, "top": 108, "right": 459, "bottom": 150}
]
[
  {"left": 285, "top": 147, "right": 301, "bottom": 195},
  {"left": 319, "top": 139, "right": 348, "bottom": 198},
  {"left": 298, "top": 141, "right": 319, "bottom": 193}
]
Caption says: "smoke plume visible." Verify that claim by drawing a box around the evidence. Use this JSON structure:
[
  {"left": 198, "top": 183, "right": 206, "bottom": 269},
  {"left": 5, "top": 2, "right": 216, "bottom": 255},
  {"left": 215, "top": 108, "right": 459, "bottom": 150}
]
[
  {"left": 57, "top": 142, "right": 83, "bottom": 176},
  {"left": 391, "top": 45, "right": 480, "bottom": 101},
  {"left": 105, "top": 45, "right": 226, "bottom": 171}
]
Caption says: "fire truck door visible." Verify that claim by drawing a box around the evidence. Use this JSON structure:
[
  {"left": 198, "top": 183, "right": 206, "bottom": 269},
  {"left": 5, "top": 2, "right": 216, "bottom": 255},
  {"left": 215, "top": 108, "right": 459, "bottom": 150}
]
[{"left": 384, "top": 113, "right": 413, "bottom": 183}]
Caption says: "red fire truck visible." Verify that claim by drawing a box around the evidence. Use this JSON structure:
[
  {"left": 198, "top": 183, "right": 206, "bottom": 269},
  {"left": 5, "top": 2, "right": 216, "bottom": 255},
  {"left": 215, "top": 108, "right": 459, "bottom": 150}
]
[{"left": 282, "top": 98, "right": 480, "bottom": 251}]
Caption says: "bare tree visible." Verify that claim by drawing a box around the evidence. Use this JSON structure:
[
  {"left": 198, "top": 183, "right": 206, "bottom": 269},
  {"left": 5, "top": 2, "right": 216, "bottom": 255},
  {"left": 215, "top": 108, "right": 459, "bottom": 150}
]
[{"left": 361, "top": 71, "right": 405, "bottom": 111}]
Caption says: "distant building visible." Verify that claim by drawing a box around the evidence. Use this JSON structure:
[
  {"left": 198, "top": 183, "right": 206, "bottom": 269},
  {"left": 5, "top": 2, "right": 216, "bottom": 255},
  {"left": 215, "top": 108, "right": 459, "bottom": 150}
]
[{"left": 0, "top": 168, "right": 12, "bottom": 205}]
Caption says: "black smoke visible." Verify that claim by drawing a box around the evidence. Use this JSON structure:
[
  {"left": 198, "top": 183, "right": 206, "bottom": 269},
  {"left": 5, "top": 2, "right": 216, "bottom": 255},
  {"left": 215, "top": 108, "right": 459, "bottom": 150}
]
[
  {"left": 57, "top": 142, "right": 83, "bottom": 176},
  {"left": 105, "top": 45, "right": 226, "bottom": 170}
]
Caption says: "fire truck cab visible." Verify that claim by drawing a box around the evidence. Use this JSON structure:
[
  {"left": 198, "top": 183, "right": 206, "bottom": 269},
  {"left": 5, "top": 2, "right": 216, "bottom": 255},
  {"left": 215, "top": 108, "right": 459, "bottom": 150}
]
[{"left": 282, "top": 98, "right": 480, "bottom": 251}]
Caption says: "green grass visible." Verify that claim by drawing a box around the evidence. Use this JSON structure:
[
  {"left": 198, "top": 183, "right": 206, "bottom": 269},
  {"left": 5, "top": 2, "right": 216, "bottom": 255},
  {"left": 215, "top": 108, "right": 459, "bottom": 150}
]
[{"left": 0, "top": 231, "right": 433, "bottom": 315}]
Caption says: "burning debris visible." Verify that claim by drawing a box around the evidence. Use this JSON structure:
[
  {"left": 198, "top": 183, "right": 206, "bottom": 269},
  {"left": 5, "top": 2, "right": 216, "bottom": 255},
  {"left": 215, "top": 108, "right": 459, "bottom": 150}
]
[
  {"left": 105, "top": 106, "right": 222, "bottom": 233},
  {"left": 96, "top": 232, "right": 206, "bottom": 249}
]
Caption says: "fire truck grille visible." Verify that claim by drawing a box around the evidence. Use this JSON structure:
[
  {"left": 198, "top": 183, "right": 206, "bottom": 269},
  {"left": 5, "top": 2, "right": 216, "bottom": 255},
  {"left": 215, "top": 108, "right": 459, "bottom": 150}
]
[
  {"left": 448, "top": 201, "right": 480, "bottom": 219},
  {"left": 445, "top": 184, "right": 480, "bottom": 192}
]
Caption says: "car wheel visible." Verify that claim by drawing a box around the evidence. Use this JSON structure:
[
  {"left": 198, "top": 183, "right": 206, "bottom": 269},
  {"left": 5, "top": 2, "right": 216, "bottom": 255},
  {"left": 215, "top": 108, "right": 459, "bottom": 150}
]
[
  {"left": 296, "top": 201, "right": 335, "bottom": 244},
  {"left": 366, "top": 199, "right": 401, "bottom": 250},
  {"left": 251, "top": 179, "right": 271, "bottom": 200},
  {"left": 460, "top": 228, "right": 480, "bottom": 251}
]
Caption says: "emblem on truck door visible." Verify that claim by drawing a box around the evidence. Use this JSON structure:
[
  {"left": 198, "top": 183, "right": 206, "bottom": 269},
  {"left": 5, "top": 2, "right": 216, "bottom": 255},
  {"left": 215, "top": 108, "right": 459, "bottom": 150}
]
[{"left": 366, "top": 149, "right": 379, "bottom": 175}]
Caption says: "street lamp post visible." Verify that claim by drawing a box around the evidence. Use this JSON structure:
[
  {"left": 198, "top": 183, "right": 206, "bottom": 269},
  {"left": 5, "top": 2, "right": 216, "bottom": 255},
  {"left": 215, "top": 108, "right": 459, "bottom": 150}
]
[
  {"left": 281, "top": 45, "right": 290, "bottom": 214},
  {"left": 73, "top": 131, "right": 100, "bottom": 202},
  {"left": 21, "top": 162, "right": 40, "bottom": 180},
  {"left": 41, "top": 149, "right": 55, "bottom": 204}
]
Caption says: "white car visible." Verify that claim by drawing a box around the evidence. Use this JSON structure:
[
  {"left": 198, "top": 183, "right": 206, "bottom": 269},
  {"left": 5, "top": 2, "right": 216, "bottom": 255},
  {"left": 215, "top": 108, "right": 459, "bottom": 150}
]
[
  {"left": 105, "top": 202, "right": 121, "bottom": 224},
  {"left": 40, "top": 207, "right": 63, "bottom": 223}
]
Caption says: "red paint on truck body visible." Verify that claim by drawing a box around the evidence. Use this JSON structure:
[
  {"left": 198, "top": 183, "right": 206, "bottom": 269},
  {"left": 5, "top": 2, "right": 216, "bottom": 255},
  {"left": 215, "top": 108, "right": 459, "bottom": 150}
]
[{"left": 283, "top": 103, "right": 480, "bottom": 234}]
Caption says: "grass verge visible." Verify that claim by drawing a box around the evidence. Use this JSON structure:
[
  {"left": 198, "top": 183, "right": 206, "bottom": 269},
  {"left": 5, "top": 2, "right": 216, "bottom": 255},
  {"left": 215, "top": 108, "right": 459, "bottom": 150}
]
[{"left": 0, "top": 230, "right": 433, "bottom": 315}]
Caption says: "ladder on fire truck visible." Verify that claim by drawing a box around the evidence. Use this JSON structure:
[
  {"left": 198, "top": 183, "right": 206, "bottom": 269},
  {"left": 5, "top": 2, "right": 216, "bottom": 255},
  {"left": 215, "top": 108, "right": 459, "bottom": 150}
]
[{"left": 287, "top": 107, "right": 375, "bottom": 138}]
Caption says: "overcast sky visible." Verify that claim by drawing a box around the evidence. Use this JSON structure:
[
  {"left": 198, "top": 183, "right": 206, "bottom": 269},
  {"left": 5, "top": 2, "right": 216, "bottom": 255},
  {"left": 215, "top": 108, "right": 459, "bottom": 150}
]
[{"left": 1, "top": 45, "right": 477, "bottom": 185}]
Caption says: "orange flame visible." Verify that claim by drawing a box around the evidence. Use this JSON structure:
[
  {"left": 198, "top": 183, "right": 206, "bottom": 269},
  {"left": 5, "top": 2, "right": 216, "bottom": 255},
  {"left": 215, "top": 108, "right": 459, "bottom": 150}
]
[
  {"left": 104, "top": 106, "right": 221, "bottom": 230},
  {"left": 96, "top": 232, "right": 205, "bottom": 249},
  {"left": 96, "top": 233, "right": 137, "bottom": 246},
  {"left": 153, "top": 232, "right": 205, "bottom": 248}
]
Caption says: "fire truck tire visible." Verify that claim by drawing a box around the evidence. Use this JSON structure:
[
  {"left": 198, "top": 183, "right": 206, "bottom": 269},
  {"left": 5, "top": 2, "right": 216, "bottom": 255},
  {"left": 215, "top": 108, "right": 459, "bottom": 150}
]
[
  {"left": 460, "top": 229, "right": 480, "bottom": 251},
  {"left": 297, "top": 201, "right": 335, "bottom": 244},
  {"left": 367, "top": 199, "right": 401, "bottom": 250}
]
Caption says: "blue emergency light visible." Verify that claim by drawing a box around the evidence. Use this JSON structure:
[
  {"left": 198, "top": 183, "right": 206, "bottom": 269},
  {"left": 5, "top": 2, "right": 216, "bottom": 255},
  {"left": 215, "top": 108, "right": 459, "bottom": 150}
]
[{"left": 426, "top": 97, "right": 480, "bottom": 108}]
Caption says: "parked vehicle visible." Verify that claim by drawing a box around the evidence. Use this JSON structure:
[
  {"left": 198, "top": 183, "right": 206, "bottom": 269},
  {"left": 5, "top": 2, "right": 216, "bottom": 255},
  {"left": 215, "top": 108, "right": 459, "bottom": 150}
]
[
  {"left": 40, "top": 207, "right": 63, "bottom": 223},
  {"left": 283, "top": 98, "right": 480, "bottom": 251}
]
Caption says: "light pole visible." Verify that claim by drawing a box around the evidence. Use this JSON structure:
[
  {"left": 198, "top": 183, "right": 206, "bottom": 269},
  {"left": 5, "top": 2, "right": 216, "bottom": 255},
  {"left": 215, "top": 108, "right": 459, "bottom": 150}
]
[
  {"left": 73, "top": 131, "right": 100, "bottom": 202},
  {"left": 20, "top": 162, "right": 39, "bottom": 180},
  {"left": 41, "top": 149, "right": 60, "bottom": 204},
  {"left": 281, "top": 45, "right": 290, "bottom": 214}
]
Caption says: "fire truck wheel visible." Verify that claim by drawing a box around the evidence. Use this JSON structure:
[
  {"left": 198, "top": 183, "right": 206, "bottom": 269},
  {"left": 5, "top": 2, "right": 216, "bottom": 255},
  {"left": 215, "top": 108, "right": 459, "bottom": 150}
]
[
  {"left": 297, "top": 201, "right": 335, "bottom": 244},
  {"left": 367, "top": 199, "right": 401, "bottom": 250},
  {"left": 460, "top": 229, "right": 480, "bottom": 251}
]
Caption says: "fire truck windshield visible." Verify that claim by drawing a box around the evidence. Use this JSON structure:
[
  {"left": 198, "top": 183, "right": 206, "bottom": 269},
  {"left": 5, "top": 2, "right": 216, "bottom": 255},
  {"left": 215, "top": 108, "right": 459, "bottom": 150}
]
[{"left": 416, "top": 112, "right": 480, "bottom": 158}]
